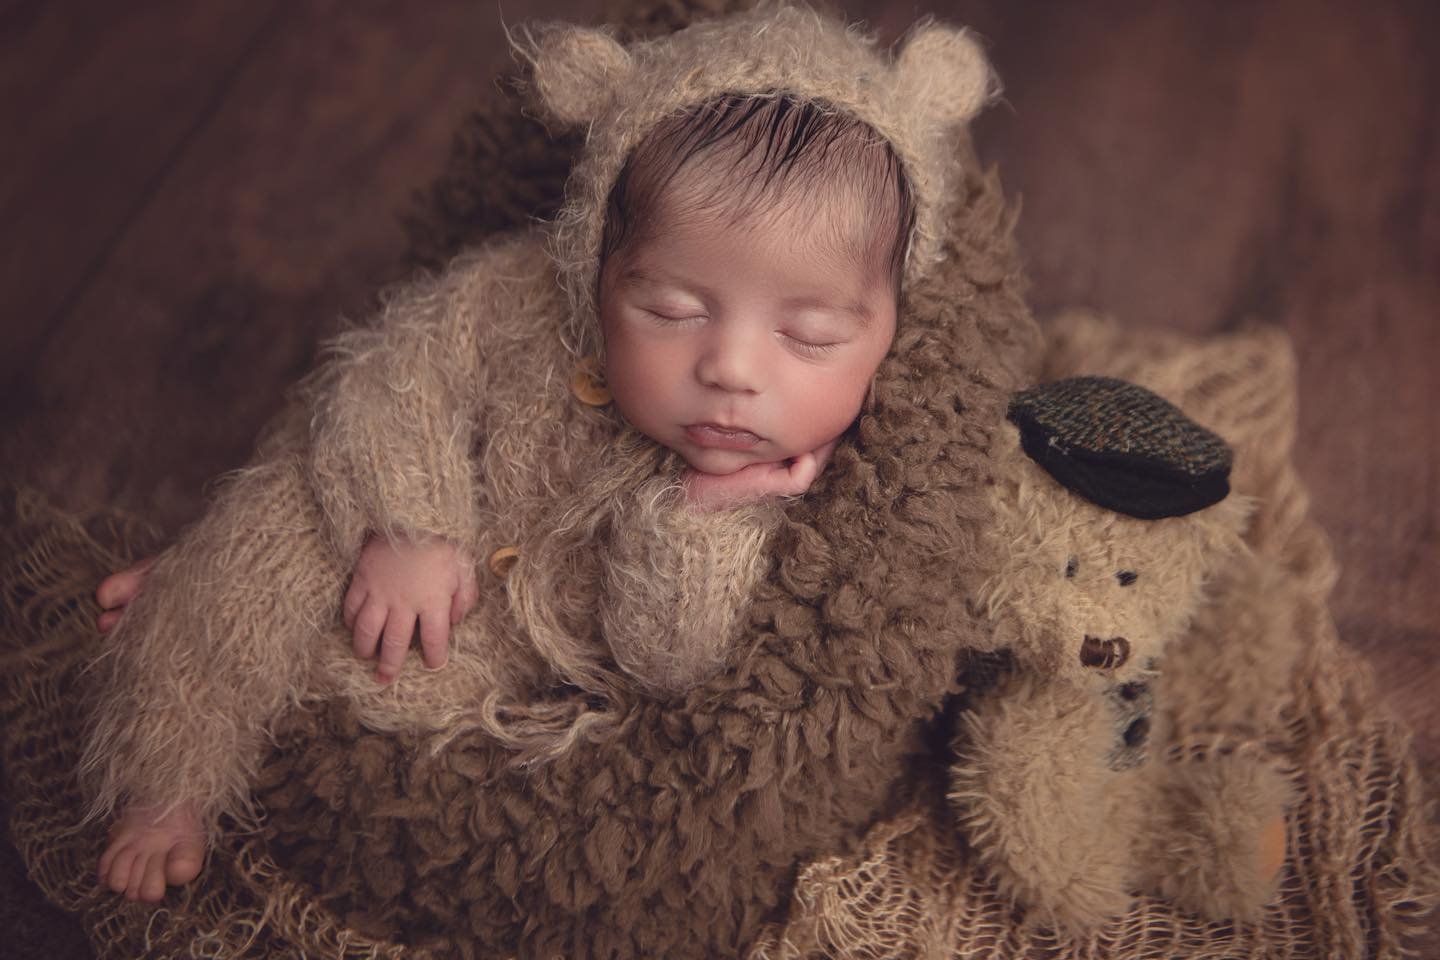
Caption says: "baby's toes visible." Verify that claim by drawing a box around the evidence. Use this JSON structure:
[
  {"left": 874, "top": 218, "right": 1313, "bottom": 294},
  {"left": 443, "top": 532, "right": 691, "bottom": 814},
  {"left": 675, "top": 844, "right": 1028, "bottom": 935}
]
[
  {"left": 165, "top": 836, "right": 204, "bottom": 886},
  {"left": 96, "top": 572, "right": 134, "bottom": 609},
  {"left": 125, "top": 851, "right": 151, "bottom": 901},
  {"left": 102, "top": 841, "right": 137, "bottom": 893},
  {"left": 140, "top": 852, "right": 169, "bottom": 902},
  {"left": 97, "top": 834, "right": 119, "bottom": 881}
]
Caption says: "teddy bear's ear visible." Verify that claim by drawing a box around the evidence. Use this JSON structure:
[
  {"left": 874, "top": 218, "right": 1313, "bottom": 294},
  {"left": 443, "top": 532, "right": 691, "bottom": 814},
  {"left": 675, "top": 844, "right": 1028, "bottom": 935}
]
[
  {"left": 892, "top": 22, "right": 996, "bottom": 129},
  {"left": 514, "top": 23, "right": 635, "bottom": 129}
]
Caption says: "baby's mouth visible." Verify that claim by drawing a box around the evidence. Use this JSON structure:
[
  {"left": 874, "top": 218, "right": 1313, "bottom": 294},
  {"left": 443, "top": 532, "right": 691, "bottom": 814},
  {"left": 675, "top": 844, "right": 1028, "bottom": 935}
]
[{"left": 685, "top": 423, "right": 763, "bottom": 450}]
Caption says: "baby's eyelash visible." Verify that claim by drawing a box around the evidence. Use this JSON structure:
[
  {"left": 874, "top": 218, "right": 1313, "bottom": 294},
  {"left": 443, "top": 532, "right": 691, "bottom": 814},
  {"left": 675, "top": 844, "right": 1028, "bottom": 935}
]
[
  {"left": 783, "top": 335, "right": 841, "bottom": 356},
  {"left": 646, "top": 310, "right": 704, "bottom": 324}
]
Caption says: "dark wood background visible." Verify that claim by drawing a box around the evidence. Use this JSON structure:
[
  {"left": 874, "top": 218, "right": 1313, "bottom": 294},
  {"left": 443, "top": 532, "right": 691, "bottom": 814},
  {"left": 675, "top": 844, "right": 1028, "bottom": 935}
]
[{"left": 2, "top": 1, "right": 1435, "bottom": 956}]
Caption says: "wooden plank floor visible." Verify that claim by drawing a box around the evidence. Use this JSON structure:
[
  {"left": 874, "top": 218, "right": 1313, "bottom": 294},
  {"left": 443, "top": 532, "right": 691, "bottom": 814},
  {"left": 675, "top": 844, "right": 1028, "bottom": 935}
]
[{"left": 2, "top": 1, "right": 1435, "bottom": 956}]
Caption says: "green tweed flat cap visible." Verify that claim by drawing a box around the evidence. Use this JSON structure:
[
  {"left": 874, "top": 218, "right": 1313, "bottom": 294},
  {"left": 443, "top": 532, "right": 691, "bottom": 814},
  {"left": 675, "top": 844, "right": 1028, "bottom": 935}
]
[{"left": 1006, "top": 376, "right": 1232, "bottom": 519}]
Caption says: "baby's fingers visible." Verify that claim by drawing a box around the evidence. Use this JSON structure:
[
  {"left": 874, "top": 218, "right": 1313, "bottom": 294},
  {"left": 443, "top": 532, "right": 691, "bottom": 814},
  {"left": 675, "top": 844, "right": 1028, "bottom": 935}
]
[
  {"left": 785, "top": 439, "right": 838, "bottom": 493},
  {"left": 417, "top": 608, "right": 450, "bottom": 670},
  {"left": 96, "top": 556, "right": 157, "bottom": 611},
  {"left": 351, "top": 600, "right": 386, "bottom": 662},
  {"left": 785, "top": 452, "right": 816, "bottom": 489},
  {"left": 375, "top": 608, "right": 417, "bottom": 683},
  {"left": 451, "top": 569, "right": 479, "bottom": 624},
  {"left": 342, "top": 583, "right": 367, "bottom": 630}
]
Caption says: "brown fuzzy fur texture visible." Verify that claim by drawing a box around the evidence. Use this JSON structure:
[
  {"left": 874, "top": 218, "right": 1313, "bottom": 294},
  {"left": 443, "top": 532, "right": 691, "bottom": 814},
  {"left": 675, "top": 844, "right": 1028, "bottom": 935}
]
[{"left": 75, "top": 2, "right": 1043, "bottom": 957}]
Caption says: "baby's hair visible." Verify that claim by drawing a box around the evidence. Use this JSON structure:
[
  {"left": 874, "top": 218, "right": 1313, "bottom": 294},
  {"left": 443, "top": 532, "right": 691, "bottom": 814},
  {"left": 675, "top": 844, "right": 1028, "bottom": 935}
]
[{"left": 599, "top": 93, "right": 916, "bottom": 293}]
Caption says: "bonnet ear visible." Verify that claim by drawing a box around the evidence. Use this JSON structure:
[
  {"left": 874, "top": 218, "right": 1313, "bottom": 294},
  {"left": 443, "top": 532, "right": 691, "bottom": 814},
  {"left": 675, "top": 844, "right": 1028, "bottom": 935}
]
[
  {"left": 514, "top": 23, "right": 636, "bottom": 129},
  {"left": 892, "top": 22, "right": 996, "bottom": 128}
]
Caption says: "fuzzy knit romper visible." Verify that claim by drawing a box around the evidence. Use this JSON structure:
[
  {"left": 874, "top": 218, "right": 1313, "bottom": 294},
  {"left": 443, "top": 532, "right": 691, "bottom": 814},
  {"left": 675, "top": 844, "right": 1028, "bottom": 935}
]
[{"left": 82, "top": 6, "right": 1044, "bottom": 958}]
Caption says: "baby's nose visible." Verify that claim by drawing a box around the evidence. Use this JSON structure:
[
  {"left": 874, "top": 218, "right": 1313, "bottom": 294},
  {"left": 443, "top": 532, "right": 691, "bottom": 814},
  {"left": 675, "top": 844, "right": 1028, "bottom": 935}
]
[
  {"left": 1079, "top": 635, "right": 1131, "bottom": 669},
  {"left": 695, "top": 332, "right": 762, "bottom": 393}
]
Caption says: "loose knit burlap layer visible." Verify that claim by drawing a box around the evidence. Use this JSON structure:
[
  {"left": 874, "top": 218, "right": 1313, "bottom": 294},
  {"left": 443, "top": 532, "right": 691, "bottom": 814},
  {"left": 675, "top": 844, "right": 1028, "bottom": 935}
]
[{"left": 3, "top": 317, "right": 1437, "bottom": 959}]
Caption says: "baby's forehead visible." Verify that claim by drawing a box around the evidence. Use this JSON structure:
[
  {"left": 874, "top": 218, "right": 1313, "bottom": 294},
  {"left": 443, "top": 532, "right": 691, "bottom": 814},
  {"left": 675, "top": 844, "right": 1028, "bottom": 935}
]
[
  {"left": 613, "top": 220, "right": 892, "bottom": 325},
  {"left": 634, "top": 176, "right": 893, "bottom": 285}
]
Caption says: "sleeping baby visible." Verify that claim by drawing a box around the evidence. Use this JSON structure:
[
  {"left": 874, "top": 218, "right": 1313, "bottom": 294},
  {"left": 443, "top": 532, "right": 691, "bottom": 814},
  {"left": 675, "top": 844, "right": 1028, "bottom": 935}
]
[{"left": 83, "top": 6, "right": 1039, "bottom": 957}]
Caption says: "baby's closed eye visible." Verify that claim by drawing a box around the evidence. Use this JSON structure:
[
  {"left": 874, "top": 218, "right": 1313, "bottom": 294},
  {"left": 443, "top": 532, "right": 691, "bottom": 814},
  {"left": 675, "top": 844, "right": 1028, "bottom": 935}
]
[{"left": 779, "top": 332, "right": 842, "bottom": 356}]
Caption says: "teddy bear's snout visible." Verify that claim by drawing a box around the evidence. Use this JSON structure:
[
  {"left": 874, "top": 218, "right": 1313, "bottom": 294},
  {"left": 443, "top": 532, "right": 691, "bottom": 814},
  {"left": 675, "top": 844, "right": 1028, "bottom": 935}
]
[{"left": 1080, "top": 635, "right": 1131, "bottom": 669}]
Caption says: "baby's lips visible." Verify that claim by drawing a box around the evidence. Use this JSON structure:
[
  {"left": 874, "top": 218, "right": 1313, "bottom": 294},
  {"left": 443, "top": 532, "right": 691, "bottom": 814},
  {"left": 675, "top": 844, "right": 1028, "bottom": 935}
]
[{"left": 685, "top": 423, "right": 763, "bottom": 450}]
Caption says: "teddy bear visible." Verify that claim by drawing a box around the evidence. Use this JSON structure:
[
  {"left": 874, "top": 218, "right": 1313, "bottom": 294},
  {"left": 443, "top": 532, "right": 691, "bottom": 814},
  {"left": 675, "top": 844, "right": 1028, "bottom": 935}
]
[{"left": 949, "top": 375, "right": 1292, "bottom": 932}]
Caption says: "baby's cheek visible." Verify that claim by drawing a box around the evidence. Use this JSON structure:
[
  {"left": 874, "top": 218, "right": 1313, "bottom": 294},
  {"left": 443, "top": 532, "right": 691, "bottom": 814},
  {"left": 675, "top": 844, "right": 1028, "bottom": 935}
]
[
  {"left": 606, "top": 351, "right": 672, "bottom": 428},
  {"left": 779, "top": 375, "right": 869, "bottom": 451}
]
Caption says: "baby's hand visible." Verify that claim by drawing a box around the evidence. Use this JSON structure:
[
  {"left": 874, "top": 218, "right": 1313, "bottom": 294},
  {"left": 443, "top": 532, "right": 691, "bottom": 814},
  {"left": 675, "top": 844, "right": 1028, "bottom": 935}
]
[
  {"left": 684, "top": 439, "right": 837, "bottom": 513},
  {"left": 96, "top": 556, "right": 157, "bottom": 632},
  {"left": 342, "top": 534, "right": 479, "bottom": 683}
]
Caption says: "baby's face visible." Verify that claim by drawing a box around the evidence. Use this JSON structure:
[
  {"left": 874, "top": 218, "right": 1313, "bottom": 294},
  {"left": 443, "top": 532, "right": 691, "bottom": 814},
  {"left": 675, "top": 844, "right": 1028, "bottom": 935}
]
[{"left": 599, "top": 207, "right": 898, "bottom": 475}]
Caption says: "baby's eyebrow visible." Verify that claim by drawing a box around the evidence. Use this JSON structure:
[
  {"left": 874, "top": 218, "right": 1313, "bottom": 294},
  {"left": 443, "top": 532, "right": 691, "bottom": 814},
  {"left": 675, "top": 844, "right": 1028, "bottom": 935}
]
[
  {"left": 618, "top": 266, "right": 702, "bottom": 293},
  {"left": 781, "top": 295, "right": 873, "bottom": 328}
]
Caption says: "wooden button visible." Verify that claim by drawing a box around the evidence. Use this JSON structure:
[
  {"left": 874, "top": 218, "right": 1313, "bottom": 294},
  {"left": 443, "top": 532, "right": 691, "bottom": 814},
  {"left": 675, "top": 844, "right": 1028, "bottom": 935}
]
[
  {"left": 1079, "top": 635, "right": 1131, "bottom": 669},
  {"left": 569, "top": 356, "right": 611, "bottom": 406},
  {"left": 487, "top": 545, "right": 520, "bottom": 578}
]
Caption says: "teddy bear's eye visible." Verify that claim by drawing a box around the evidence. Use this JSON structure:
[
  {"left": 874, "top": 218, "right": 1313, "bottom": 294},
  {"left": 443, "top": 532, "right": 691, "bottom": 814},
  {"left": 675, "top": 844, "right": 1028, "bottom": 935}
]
[
  {"left": 1065, "top": 556, "right": 1078, "bottom": 579},
  {"left": 1117, "top": 570, "right": 1138, "bottom": 586}
]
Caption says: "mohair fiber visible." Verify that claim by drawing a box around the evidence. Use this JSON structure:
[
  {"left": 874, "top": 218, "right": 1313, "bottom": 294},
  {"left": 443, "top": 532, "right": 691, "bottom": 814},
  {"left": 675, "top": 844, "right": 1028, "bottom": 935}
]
[{"left": 62, "top": 1, "right": 1045, "bottom": 958}]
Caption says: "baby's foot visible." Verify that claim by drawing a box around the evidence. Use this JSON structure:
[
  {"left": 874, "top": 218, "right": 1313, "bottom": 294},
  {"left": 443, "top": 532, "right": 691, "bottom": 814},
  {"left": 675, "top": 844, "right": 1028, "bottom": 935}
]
[
  {"left": 98, "top": 801, "right": 205, "bottom": 902},
  {"left": 96, "top": 556, "right": 156, "bottom": 632}
]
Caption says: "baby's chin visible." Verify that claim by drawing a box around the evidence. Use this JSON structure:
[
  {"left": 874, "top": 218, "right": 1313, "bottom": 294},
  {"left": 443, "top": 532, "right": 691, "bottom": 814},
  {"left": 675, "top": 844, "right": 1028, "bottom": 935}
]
[{"left": 678, "top": 445, "right": 795, "bottom": 477}]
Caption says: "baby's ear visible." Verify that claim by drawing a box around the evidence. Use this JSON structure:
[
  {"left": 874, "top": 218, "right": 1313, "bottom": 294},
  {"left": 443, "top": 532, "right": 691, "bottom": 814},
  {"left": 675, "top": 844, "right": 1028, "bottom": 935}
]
[
  {"left": 513, "top": 23, "right": 635, "bottom": 129},
  {"left": 893, "top": 22, "right": 996, "bottom": 128}
]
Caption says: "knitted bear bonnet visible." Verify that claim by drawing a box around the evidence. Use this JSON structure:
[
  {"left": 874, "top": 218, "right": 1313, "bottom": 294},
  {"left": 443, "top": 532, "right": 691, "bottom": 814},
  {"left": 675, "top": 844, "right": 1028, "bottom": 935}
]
[{"left": 515, "top": 2, "right": 997, "bottom": 357}]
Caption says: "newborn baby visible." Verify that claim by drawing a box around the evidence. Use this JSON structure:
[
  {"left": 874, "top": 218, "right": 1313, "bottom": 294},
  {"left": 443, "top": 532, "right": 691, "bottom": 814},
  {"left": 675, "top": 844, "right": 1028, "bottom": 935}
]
[
  {"left": 82, "top": 11, "right": 1010, "bottom": 954},
  {"left": 93, "top": 89, "right": 907, "bottom": 901}
]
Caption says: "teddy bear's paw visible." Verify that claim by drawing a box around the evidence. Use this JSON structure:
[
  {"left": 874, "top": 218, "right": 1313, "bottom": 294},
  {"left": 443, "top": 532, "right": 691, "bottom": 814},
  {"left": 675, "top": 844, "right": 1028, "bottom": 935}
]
[
  {"left": 1135, "top": 750, "right": 1293, "bottom": 922},
  {"left": 949, "top": 675, "right": 1139, "bottom": 931}
]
